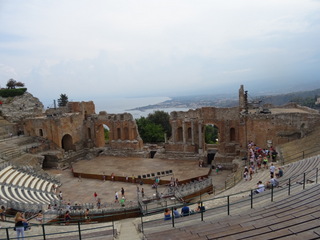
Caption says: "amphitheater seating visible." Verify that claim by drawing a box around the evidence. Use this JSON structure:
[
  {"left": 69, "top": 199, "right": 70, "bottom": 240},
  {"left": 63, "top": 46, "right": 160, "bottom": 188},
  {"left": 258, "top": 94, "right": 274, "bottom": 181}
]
[
  {"left": 0, "top": 165, "right": 59, "bottom": 208},
  {"left": 142, "top": 155, "right": 320, "bottom": 240},
  {"left": 143, "top": 183, "right": 320, "bottom": 239}
]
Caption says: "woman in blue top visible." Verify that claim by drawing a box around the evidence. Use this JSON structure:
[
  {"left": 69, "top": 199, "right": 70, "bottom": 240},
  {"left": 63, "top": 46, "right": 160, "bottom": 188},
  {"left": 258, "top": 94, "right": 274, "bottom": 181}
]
[{"left": 164, "top": 208, "right": 171, "bottom": 220}]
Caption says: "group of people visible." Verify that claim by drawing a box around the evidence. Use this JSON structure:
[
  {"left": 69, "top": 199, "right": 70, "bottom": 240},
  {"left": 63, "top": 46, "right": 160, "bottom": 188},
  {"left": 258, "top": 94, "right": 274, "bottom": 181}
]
[
  {"left": 244, "top": 141, "right": 282, "bottom": 180},
  {"left": 163, "top": 203, "right": 205, "bottom": 220},
  {"left": 245, "top": 141, "right": 284, "bottom": 195}
]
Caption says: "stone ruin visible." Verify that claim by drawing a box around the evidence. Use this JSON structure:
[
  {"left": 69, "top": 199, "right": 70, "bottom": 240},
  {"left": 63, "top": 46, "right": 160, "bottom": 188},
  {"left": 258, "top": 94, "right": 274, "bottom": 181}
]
[{"left": 1, "top": 85, "right": 320, "bottom": 169}]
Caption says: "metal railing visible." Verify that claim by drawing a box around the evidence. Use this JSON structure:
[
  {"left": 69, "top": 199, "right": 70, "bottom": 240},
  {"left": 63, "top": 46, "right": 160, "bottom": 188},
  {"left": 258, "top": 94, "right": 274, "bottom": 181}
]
[
  {"left": 139, "top": 166, "right": 319, "bottom": 233},
  {"left": 0, "top": 215, "right": 117, "bottom": 240},
  {"left": 280, "top": 145, "right": 320, "bottom": 165}
]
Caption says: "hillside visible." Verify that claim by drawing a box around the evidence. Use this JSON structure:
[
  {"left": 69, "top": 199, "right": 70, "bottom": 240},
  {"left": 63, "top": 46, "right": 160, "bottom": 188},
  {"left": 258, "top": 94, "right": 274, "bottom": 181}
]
[{"left": 129, "top": 88, "right": 320, "bottom": 111}]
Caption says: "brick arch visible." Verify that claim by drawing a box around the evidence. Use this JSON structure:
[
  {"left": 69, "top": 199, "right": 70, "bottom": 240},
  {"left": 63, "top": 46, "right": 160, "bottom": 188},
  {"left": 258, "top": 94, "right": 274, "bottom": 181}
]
[
  {"left": 92, "top": 113, "right": 143, "bottom": 150},
  {"left": 61, "top": 134, "right": 74, "bottom": 151}
]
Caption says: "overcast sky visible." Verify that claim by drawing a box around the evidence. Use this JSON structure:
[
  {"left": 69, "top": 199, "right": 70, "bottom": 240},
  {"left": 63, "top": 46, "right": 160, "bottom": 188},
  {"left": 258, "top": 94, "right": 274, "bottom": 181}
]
[{"left": 0, "top": 0, "right": 320, "bottom": 105}]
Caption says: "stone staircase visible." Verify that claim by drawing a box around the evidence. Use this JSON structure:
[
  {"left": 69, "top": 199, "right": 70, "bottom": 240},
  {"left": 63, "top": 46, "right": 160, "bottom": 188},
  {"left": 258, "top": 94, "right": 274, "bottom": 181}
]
[{"left": 0, "top": 135, "right": 39, "bottom": 162}]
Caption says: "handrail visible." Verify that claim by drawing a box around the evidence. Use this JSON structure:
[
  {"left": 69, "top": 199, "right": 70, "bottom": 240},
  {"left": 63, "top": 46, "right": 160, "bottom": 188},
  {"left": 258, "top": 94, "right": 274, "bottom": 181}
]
[
  {"left": 139, "top": 164, "right": 320, "bottom": 230},
  {"left": 280, "top": 145, "right": 320, "bottom": 165}
]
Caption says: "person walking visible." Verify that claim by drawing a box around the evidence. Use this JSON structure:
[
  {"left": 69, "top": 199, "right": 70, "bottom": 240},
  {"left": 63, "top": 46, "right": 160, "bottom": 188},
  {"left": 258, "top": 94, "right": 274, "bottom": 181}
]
[{"left": 15, "top": 212, "right": 28, "bottom": 240}]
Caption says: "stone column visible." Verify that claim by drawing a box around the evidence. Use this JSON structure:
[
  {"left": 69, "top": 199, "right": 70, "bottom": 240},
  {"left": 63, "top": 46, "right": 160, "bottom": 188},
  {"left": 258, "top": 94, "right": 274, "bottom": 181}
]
[
  {"left": 198, "top": 121, "right": 202, "bottom": 149},
  {"left": 182, "top": 120, "right": 186, "bottom": 144},
  {"left": 172, "top": 121, "right": 176, "bottom": 143},
  {"left": 191, "top": 120, "right": 194, "bottom": 145}
]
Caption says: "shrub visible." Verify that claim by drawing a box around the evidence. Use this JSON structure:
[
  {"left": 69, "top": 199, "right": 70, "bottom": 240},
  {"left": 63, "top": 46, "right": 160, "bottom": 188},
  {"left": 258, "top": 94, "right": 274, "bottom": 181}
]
[{"left": 0, "top": 88, "right": 27, "bottom": 97}]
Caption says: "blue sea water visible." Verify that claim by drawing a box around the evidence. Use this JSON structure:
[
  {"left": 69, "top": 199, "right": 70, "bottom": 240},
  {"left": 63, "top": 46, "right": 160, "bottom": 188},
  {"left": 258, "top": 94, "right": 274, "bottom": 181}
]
[{"left": 93, "top": 96, "right": 190, "bottom": 119}]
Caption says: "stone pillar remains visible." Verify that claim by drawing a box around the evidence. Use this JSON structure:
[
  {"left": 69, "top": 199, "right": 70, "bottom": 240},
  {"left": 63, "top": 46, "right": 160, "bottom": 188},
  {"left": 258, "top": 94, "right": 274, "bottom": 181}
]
[
  {"left": 198, "top": 121, "right": 202, "bottom": 149},
  {"left": 182, "top": 120, "right": 186, "bottom": 144},
  {"left": 172, "top": 120, "right": 176, "bottom": 143},
  {"left": 191, "top": 120, "right": 195, "bottom": 145}
]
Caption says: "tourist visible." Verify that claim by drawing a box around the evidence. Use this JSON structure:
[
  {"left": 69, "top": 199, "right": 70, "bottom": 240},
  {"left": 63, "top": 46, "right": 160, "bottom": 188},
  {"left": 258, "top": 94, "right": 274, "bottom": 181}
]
[
  {"left": 181, "top": 204, "right": 190, "bottom": 216},
  {"left": 115, "top": 191, "right": 119, "bottom": 203},
  {"left": 265, "top": 178, "right": 279, "bottom": 189},
  {"left": 64, "top": 211, "right": 71, "bottom": 225},
  {"left": 103, "top": 172, "right": 106, "bottom": 182},
  {"left": 15, "top": 212, "right": 28, "bottom": 239},
  {"left": 94, "top": 192, "right": 98, "bottom": 200},
  {"left": 195, "top": 203, "right": 206, "bottom": 212},
  {"left": 243, "top": 166, "right": 249, "bottom": 181},
  {"left": 59, "top": 191, "right": 63, "bottom": 200},
  {"left": 164, "top": 208, "right": 171, "bottom": 220},
  {"left": 173, "top": 207, "right": 180, "bottom": 218},
  {"left": 271, "top": 150, "right": 278, "bottom": 162},
  {"left": 120, "top": 196, "right": 126, "bottom": 207},
  {"left": 121, "top": 187, "right": 125, "bottom": 197},
  {"left": 253, "top": 181, "right": 265, "bottom": 194},
  {"left": 85, "top": 208, "right": 90, "bottom": 223},
  {"left": 0, "top": 206, "right": 5, "bottom": 221},
  {"left": 276, "top": 167, "right": 284, "bottom": 178},
  {"left": 249, "top": 165, "right": 254, "bottom": 180},
  {"left": 111, "top": 173, "right": 115, "bottom": 181},
  {"left": 97, "top": 198, "right": 101, "bottom": 209},
  {"left": 257, "top": 155, "right": 262, "bottom": 170},
  {"left": 36, "top": 210, "right": 43, "bottom": 224},
  {"left": 78, "top": 174, "right": 82, "bottom": 182},
  {"left": 269, "top": 163, "right": 276, "bottom": 178},
  {"left": 141, "top": 188, "right": 144, "bottom": 197},
  {"left": 263, "top": 157, "right": 268, "bottom": 169}
]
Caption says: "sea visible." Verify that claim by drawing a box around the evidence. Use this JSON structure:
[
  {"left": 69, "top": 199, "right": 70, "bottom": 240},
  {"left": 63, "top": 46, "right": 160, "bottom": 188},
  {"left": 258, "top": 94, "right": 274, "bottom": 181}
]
[{"left": 93, "top": 96, "right": 190, "bottom": 119}]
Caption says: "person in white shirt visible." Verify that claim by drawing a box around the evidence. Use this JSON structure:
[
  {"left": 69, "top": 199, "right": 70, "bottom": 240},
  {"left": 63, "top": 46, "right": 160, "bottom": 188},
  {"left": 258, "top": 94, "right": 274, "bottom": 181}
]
[{"left": 254, "top": 181, "right": 265, "bottom": 194}]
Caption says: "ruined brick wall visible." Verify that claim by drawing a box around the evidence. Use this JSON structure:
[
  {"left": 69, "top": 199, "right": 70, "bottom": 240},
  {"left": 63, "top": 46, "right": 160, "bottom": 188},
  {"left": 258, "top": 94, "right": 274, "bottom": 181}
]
[
  {"left": 67, "top": 101, "right": 95, "bottom": 115},
  {"left": 89, "top": 112, "right": 143, "bottom": 150},
  {"left": 242, "top": 112, "right": 320, "bottom": 148},
  {"left": 24, "top": 113, "right": 85, "bottom": 150},
  {"left": 168, "top": 107, "right": 241, "bottom": 155},
  {"left": 24, "top": 101, "right": 143, "bottom": 151}
]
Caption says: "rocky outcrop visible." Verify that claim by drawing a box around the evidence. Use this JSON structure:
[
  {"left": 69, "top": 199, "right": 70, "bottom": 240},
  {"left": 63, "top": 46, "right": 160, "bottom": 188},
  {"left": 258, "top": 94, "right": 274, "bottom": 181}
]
[{"left": 0, "top": 92, "right": 44, "bottom": 122}]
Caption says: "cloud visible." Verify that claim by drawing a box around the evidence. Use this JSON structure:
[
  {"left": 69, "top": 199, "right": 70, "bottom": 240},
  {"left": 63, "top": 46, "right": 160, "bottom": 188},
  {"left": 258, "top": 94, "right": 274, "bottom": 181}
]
[{"left": 0, "top": 0, "right": 320, "bottom": 103}]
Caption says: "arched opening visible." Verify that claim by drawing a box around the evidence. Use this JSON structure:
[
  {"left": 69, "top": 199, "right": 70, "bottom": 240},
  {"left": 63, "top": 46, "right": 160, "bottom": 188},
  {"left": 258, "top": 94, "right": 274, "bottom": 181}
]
[
  {"left": 204, "top": 124, "right": 219, "bottom": 144},
  {"left": 187, "top": 127, "right": 192, "bottom": 140},
  {"left": 95, "top": 123, "right": 111, "bottom": 147},
  {"left": 103, "top": 124, "right": 110, "bottom": 144},
  {"left": 39, "top": 129, "right": 43, "bottom": 137},
  {"left": 42, "top": 155, "right": 59, "bottom": 169},
  {"left": 116, "top": 128, "right": 121, "bottom": 139},
  {"left": 230, "top": 127, "right": 236, "bottom": 142},
  {"left": 61, "top": 134, "right": 74, "bottom": 151},
  {"left": 88, "top": 127, "right": 92, "bottom": 139},
  {"left": 124, "top": 127, "right": 129, "bottom": 139}
]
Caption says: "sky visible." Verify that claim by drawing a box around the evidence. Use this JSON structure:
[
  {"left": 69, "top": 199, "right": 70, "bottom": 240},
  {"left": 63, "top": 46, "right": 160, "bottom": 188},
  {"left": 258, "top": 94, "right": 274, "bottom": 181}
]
[{"left": 0, "top": 0, "right": 320, "bottom": 107}]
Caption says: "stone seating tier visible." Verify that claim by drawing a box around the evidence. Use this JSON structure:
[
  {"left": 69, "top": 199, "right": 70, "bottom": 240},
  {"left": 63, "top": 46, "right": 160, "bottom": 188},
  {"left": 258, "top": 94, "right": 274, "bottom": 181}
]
[{"left": 143, "top": 183, "right": 320, "bottom": 240}]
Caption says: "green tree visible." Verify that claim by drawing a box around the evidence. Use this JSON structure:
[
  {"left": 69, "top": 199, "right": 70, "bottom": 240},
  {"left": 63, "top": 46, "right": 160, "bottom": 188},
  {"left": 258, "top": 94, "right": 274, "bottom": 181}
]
[
  {"left": 292, "top": 97, "right": 316, "bottom": 108},
  {"left": 58, "top": 94, "right": 69, "bottom": 107},
  {"left": 136, "top": 115, "right": 167, "bottom": 143},
  {"left": 205, "top": 125, "right": 219, "bottom": 144},
  {"left": 6, "top": 78, "right": 24, "bottom": 89},
  {"left": 104, "top": 128, "right": 109, "bottom": 143},
  {"left": 147, "top": 110, "right": 172, "bottom": 137}
]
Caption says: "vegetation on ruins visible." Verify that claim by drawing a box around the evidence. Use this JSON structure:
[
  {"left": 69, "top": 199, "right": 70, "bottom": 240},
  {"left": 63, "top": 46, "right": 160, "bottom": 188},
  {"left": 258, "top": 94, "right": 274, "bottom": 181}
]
[
  {"left": 6, "top": 78, "right": 25, "bottom": 89},
  {"left": 136, "top": 110, "right": 171, "bottom": 143},
  {"left": 0, "top": 79, "right": 27, "bottom": 97},
  {"left": 58, "top": 93, "right": 69, "bottom": 107},
  {"left": 291, "top": 96, "right": 318, "bottom": 109},
  {"left": 205, "top": 125, "right": 219, "bottom": 144}
]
